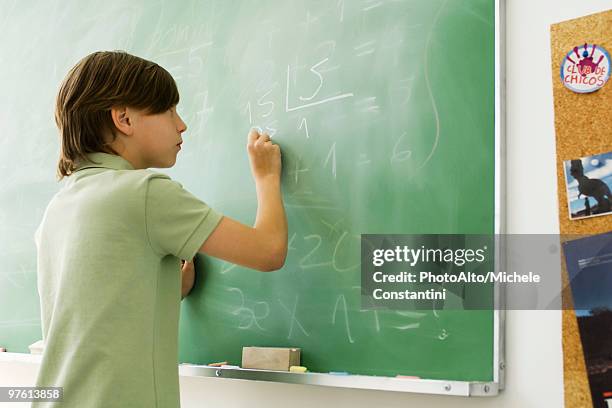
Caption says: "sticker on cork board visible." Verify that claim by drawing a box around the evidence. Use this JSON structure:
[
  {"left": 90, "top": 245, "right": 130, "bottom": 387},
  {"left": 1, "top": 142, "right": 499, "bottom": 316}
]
[{"left": 560, "top": 43, "right": 610, "bottom": 93}]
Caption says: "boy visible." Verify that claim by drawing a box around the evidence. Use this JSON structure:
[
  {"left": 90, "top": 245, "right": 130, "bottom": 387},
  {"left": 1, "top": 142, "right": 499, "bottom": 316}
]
[{"left": 33, "top": 51, "right": 287, "bottom": 407}]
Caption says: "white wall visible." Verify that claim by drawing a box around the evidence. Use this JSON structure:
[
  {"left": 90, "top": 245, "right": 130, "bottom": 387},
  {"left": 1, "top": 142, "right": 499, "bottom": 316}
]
[{"left": 2, "top": 1, "right": 611, "bottom": 407}]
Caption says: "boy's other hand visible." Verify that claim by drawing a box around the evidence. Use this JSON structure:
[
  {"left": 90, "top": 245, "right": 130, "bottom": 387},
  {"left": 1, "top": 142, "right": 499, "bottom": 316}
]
[
  {"left": 181, "top": 258, "right": 195, "bottom": 300},
  {"left": 247, "top": 129, "right": 281, "bottom": 184}
]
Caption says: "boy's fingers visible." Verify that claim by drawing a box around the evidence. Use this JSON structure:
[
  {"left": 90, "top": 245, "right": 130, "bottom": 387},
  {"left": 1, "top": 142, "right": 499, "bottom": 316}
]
[
  {"left": 254, "top": 133, "right": 270, "bottom": 146},
  {"left": 247, "top": 128, "right": 260, "bottom": 144}
]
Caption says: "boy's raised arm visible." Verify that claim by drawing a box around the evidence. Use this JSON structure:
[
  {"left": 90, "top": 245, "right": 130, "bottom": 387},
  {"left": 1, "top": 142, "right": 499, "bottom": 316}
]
[{"left": 198, "top": 129, "right": 288, "bottom": 272}]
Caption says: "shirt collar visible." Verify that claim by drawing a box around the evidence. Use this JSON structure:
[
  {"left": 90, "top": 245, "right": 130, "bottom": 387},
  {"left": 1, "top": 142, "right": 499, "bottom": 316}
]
[{"left": 74, "top": 152, "right": 135, "bottom": 172}]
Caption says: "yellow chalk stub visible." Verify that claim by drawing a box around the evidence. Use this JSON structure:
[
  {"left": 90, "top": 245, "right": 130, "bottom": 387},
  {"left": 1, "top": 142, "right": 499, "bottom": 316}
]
[{"left": 289, "top": 366, "right": 307, "bottom": 373}]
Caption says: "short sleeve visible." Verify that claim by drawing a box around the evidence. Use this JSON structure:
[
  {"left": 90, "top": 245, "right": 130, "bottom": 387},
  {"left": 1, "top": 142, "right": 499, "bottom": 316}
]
[{"left": 146, "top": 175, "right": 223, "bottom": 260}]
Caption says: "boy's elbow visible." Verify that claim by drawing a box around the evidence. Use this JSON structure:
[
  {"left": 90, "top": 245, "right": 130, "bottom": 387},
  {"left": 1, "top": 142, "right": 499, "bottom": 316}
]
[
  {"left": 269, "top": 248, "right": 288, "bottom": 271},
  {"left": 258, "top": 242, "right": 287, "bottom": 272}
]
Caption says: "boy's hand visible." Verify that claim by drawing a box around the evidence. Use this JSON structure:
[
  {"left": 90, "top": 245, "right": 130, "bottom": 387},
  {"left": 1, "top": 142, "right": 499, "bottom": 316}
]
[
  {"left": 247, "top": 129, "right": 281, "bottom": 184},
  {"left": 181, "top": 258, "right": 195, "bottom": 300}
]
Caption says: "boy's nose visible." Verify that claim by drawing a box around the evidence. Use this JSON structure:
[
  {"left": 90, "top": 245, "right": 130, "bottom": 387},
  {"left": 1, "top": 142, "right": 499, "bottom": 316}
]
[{"left": 177, "top": 116, "right": 187, "bottom": 133}]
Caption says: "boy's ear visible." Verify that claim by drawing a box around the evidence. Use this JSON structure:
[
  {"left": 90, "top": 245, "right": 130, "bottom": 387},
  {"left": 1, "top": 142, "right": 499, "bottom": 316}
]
[{"left": 110, "top": 106, "right": 134, "bottom": 136}]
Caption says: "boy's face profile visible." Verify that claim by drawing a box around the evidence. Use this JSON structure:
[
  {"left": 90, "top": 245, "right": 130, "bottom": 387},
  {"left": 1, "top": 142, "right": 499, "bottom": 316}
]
[{"left": 108, "top": 105, "right": 187, "bottom": 169}]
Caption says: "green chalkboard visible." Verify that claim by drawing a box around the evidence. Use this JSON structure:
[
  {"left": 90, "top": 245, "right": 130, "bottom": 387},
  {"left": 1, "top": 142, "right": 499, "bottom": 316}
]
[{"left": 0, "top": 0, "right": 499, "bottom": 382}]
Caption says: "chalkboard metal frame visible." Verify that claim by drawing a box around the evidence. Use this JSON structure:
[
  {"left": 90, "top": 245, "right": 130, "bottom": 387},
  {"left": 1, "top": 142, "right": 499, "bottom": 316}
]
[
  {"left": 493, "top": 0, "right": 507, "bottom": 394},
  {"left": 181, "top": 0, "right": 507, "bottom": 397},
  {"left": 178, "top": 364, "right": 501, "bottom": 396}
]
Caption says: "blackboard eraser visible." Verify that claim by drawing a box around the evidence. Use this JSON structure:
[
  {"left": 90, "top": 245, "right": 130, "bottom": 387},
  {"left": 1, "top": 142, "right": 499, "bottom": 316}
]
[{"left": 242, "top": 346, "right": 301, "bottom": 371}]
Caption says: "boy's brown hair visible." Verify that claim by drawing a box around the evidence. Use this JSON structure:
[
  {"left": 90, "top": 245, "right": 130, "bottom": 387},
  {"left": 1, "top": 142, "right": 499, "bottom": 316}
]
[{"left": 55, "top": 51, "right": 179, "bottom": 180}]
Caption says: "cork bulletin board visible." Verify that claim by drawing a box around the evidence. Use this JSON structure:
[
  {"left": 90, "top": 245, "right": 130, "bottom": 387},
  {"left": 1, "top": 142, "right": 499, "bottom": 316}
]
[{"left": 551, "top": 9, "right": 612, "bottom": 408}]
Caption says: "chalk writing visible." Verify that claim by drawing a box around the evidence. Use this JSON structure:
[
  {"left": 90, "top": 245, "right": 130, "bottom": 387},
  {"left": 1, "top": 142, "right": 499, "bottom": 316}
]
[
  {"left": 257, "top": 88, "right": 275, "bottom": 118},
  {"left": 227, "top": 288, "right": 269, "bottom": 331},
  {"left": 337, "top": 0, "right": 345, "bottom": 22},
  {"left": 298, "top": 117, "right": 310, "bottom": 139},
  {"left": 363, "top": 0, "right": 383, "bottom": 12},
  {"left": 332, "top": 231, "right": 360, "bottom": 272},
  {"left": 285, "top": 60, "right": 353, "bottom": 112},
  {"left": 355, "top": 286, "right": 380, "bottom": 332},
  {"left": 279, "top": 295, "right": 310, "bottom": 338},
  {"left": 354, "top": 41, "right": 376, "bottom": 57},
  {"left": 299, "top": 234, "right": 332, "bottom": 269},
  {"left": 391, "top": 132, "right": 412, "bottom": 162},
  {"left": 324, "top": 142, "right": 337, "bottom": 178},
  {"left": 332, "top": 294, "right": 355, "bottom": 343}
]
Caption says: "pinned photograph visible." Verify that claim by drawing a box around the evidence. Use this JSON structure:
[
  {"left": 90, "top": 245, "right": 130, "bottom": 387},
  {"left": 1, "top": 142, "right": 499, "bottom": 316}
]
[
  {"left": 563, "top": 232, "right": 612, "bottom": 408},
  {"left": 563, "top": 151, "right": 612, "bottom": 220}
]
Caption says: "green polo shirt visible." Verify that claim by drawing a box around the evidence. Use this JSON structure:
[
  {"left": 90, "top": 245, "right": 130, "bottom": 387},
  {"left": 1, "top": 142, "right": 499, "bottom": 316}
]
[{"left": 33, "top": 152, "right": 223, "bottom": 408}]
